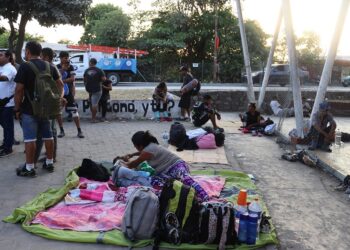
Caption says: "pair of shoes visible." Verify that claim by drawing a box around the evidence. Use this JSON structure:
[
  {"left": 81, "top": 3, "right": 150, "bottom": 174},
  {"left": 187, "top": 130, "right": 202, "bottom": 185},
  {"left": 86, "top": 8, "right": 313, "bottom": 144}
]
[
  {"left": 42, "top": 162, "right": 54, "bottom": 173},
  {"left": 0, "top": 148, "right": 13, "bottom": 157},
  {"left": 16, "top": 164, "right": 36, "bottom": 177},
  {"left": 77, "top": 131, "right": 85, "bottom": 138},
  {"left": 58, "top": 131, "right": 65, "bottom": 138}
]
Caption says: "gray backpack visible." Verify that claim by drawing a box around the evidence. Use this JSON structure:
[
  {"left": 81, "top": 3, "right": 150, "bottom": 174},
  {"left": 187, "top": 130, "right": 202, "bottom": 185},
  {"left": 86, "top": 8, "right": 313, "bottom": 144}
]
[{"left": 122, "top": 187, "right": 159, "bottom": 241}]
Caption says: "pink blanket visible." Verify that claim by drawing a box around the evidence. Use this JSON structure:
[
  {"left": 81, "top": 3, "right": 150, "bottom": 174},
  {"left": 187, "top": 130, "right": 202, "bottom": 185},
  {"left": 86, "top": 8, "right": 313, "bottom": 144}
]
[
  {"left": 194, "top": 175, "right": 226, "bottom": 198},
  {"left": 32, "top": 175, "right": 225, "bottom": 232}
]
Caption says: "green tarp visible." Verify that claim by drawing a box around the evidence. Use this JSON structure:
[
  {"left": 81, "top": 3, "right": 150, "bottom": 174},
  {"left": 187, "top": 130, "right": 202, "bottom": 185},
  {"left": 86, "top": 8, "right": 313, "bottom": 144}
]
[{"left": 3, "top": 168, "right": 278, "bottom": 249}]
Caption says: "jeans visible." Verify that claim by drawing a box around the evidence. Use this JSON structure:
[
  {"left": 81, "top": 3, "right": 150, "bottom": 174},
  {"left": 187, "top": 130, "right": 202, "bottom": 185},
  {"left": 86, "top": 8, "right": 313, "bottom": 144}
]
[
  {"left": 112, "top": 165, "right": 151, "bottom": 187},
  {"left": 21, "top": 113, "right": 53, "bottom": 142},
  {"left": 0, "top": 106, "right": 14, "bottom": 151}
]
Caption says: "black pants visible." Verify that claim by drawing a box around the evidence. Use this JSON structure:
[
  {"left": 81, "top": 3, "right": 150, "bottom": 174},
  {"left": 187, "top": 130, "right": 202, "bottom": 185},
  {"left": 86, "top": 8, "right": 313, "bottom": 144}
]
[{"left": 99, "top": 99, "right": 109, "bottom": 118}]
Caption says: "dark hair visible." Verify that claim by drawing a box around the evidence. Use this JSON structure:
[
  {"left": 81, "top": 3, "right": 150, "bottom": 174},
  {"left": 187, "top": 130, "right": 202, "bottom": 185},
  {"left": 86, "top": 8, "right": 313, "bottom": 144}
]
[
  {"left": 89, "top": 58, "right": 97, "bottom": 65},
  {"left": 0, "top": 50, "right": 14, "bottom": 64},
  {"left": 59, "top": 51, "right": 69, "bottom": 58},
  {"left": 132, "top": 131, "right": 159, "bottom": 148},
  {"left": 249, "top": 102, "right": 256, "bottom": 109},
  {"left": 42, "top": 47, "right": 54, "bottom": 61},
  {"left": 25, "top": 41, "right": 42, "bottom": 56},
  {"left": 157, "top": 82, "right": 167, "bottom": 89},
  {"left": 203, "top": 94, "right": 212, "bottom": 100}
]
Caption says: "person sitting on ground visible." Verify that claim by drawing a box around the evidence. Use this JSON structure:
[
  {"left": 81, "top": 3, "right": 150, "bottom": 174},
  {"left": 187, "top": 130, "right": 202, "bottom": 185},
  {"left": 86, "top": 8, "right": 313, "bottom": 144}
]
[
  {"left": 116, "top": 131, "right": 209, "bottom": 201},
  {"left": 270, "top": 96, "right": 294, "bottom": 117},
  {"left": 239, "top": 103, "right": 264, "bottom": 130},
  {"left": 84, "top": 58, "right": 106, "bottom": 123},
  {"left": 152, "top": 81, "right": 172, "bottom": 122},
  {"left": 308, "top": 101, "right": 336, "bottom": 152},
  {"left": 99, "top": 79, "right": 112, "bottom": 122},
  {"left": 302, "top": 96, "right": 312, "bottom": 117},
  {"left": 192, "top": 94, "right": 223, "bottom": 132}
]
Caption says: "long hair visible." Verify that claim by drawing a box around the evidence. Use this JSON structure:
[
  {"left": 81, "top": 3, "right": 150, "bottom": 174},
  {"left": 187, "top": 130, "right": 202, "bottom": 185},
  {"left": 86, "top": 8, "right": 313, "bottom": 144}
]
[{"left": 132, "top": 131, "right": 159, "bottom": 148}]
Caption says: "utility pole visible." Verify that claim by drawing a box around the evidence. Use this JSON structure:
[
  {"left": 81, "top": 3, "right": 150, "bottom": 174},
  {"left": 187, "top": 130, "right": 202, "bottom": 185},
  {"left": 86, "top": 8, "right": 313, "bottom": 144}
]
[
  {"left": 311, "top": 0, "right": 349, "bottom": 120},
  {"left": 235, "top": 0, "right": 255, "bottom": 103},
  {"left": 213, "top": 2, "right": 218, "bottom": 82},
  {"left": 283, "top": 0, "right": 304, "bottom": 138}
]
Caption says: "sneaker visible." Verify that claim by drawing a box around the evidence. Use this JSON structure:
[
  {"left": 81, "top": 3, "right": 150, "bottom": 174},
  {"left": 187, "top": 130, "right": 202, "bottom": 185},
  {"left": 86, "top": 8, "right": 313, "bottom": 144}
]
[
  {"left": 42, "top": 162, "right": 54, "bottom": 173},
  {"left": 16, "top": 164, "right": 36, "bottom": 177},
  {"left": 0, "top": 148, "right": 13, "bottom": 158},
  {"left": 77, "top": 131, "right": 85, "bottom": 138},
  {"left": 58, "top": 131, "right": 65, "bottom": 138}
]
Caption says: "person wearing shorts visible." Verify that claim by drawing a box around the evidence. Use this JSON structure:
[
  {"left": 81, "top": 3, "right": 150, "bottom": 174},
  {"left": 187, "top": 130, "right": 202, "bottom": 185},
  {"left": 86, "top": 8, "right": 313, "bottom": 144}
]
[
  {"left": 178, "top": 66, "right": 194, "bottom": 121},
  {"left": 57, "top": 51, "right": 84, "bottom": 138},
  {"left": 14, "top": 41, "right": 62, "bottom": 177},
  {"left": 84, "top": 58, "right": 106, "bottom": 123}
]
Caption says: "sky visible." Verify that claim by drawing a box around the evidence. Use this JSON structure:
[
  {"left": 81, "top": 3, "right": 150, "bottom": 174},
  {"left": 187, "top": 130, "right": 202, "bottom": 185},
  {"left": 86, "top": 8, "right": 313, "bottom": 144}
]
[{"left": 1, "top": 0, "right": 350, "bottom": 55}]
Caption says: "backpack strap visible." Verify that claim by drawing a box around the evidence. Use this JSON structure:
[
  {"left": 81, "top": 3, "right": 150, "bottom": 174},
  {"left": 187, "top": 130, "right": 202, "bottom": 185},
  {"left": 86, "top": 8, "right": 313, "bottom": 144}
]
[{"left": 26, "top": 61, "right": 41, "bottom": 76}]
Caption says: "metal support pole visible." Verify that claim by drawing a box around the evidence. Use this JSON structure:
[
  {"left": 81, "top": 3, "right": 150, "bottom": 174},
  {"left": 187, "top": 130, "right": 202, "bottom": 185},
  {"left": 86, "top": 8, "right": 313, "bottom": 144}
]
[
  {"left": 235, "top": 0, "right": 255, "bottom": 103},
  {"left": 311, "top": 0, "right": 350, "bottom": 119},
  {"left": 257, "top": 5, "right": 283, "bottom": 109},
  {"left": 283, "top": 0, "right": 304, "bottom": 138}
]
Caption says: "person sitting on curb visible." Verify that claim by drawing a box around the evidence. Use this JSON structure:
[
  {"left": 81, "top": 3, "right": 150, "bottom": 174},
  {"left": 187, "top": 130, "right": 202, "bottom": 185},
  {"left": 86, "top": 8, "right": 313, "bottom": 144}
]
[
  {"left": 116, "top": 131, "right": 209, "bottom": 202},
  {"left": 152, "top": 82, "right": 172, "bottom": 122},
  {"left": 308, "top": 101, "right": 336, "bottom": 152},
  {"left": 192, "top": 94, "right": 224, "bottom": 132}
]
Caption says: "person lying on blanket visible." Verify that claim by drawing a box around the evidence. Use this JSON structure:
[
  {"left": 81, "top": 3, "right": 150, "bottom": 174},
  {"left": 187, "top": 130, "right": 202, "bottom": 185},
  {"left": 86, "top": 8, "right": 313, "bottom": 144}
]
[{"left": 117, "top": 130, "right": 209, "bottom": 202}]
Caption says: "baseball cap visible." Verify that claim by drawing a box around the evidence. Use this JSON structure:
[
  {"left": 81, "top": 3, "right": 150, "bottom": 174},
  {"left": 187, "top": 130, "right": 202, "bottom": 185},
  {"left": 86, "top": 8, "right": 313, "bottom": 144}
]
[{"left": 319, "top": 101, "right": 330, "bottom": 111}]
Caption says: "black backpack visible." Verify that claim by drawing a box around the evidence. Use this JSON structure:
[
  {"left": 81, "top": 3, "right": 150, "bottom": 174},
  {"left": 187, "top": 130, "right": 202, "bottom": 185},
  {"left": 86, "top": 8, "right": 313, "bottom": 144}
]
[
  {"left": 154, "top": 180, "right": 200, "bottom": 248},
  {"left": 76, "top": 158, "right": 110, "bottom": 182},
  {"left": 198, "top": 202, "right": 238, "bottom": 246}
]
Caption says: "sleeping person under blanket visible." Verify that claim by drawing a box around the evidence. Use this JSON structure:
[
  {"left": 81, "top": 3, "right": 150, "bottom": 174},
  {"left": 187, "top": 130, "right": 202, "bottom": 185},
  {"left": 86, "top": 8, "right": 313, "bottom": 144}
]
[{"left": 113, "top": 130, "right": 209, "bottom": 202}]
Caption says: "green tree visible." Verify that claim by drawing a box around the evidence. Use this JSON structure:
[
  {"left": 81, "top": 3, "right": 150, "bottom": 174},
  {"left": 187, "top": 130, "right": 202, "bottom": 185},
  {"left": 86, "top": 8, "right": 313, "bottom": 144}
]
[
  {"left": 80, "top": 4, "right": 131, "bottom": 47},
  {"left": 58, "top": 39, "right": 74, "bottom": 45},
  {"left": 297, "top": 31, "right": 322, "bottom": 66},
  {"left": 0, "top": 0, "right": 92, "bottom": 62},
  {"left": 0, "top": 31, "right": 45, "bottom": 49}
]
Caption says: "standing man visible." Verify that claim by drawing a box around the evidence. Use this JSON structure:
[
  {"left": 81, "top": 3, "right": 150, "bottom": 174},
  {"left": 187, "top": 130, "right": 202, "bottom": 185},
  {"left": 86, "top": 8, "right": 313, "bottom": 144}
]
[
  {"left": 0, "top": 50, "right": 17, "bottom": 157},
  {"left": 14, "top": 41, "right": 62, "bottom": 176},
  {"left": 56, "top": 51, "right": 84, "bottom": 138},
  {"left": 178, "top": 66, "right": 194, "bottom": 121},
  {"left": 84, "top": 58, "right": 106, "bottom": 122}
]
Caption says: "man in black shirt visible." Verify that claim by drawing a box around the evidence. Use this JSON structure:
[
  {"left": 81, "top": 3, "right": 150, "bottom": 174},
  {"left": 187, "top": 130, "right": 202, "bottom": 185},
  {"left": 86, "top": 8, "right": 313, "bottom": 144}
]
[
  {"left": 56, "top": 51, "right": 84, "bottom": 138},
  {"left": 14, "top": 41, "right": 62, "bottom": 177},
  {"left": 178, "top": 66, "right": 194, "bottom": 121},
  {"left": 83, "top": 58, "right": 106, "bottom": 122}
]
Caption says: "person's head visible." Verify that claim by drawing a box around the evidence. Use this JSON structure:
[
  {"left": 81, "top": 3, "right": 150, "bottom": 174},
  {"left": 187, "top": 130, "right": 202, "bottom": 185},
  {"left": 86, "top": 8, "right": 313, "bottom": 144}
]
[
  {"left": 248, "top": 102, "right": 256, "bottom": 112},
  {"left": 25, "top": 41, "right": 42, "bottom": 60},
  {"left": 41, "top": 47, "right": 55, "bottom": 63},
  {"left": 89, "top": 58, "right": 97, "bottom": 66},
  {"left": 319, "top": 101, "right": 330, "bottom": 115},
  {"left": 0, "top": 50, "right": 13, "bottom": 66},
  {"left": 157, "top": 81, "right": 167, "bottom": 90},
  {"left": 131, "top": 131, "right": 159, "bottom": 151},
  {"left": 203, "top": 94, "right": 213, "bottom": 105},
  {"left": 59, "top": 51, "right": 70, "bottom": 64},
  {"left": 179, "top": 66, "right": 189, "bottom": 76}
]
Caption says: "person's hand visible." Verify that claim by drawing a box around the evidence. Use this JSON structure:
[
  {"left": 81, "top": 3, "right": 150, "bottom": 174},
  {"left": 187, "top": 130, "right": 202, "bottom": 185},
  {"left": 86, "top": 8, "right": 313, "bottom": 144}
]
[{"left": 14, "top": 110, "right": 21, "bottom": 120}]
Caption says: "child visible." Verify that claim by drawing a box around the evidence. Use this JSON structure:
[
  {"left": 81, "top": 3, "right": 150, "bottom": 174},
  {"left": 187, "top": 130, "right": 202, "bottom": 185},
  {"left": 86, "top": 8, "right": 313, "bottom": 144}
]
[
  {"left": 152, "top": 82, "right": 172, "bottom": 121},
  {"left": 99, "top": 79, "right": 112, "bottom": 122},
  {"left": 117, "top": 131, "right": 209, "bottom": 202},
  {"left": 192, "top": 94, "right": 223, "bottom": 132}
]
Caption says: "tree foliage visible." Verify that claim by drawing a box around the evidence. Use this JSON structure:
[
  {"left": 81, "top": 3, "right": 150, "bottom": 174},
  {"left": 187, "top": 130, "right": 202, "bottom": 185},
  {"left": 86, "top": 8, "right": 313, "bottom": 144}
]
[
  {"left": 80, "top": 4, "right": 131, "bottom": 47},
  {"left": 0, "top": 0, "right": 92, "bottom": 62},
  {"left": 0, "top": 31, "right": 45, "bottom": 48}
]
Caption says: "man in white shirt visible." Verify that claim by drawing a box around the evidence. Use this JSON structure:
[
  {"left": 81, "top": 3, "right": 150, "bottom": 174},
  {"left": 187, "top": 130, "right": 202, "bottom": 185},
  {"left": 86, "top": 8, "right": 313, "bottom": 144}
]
[{"left": 0, "top": 50, "right": 17, "bottom": 157}]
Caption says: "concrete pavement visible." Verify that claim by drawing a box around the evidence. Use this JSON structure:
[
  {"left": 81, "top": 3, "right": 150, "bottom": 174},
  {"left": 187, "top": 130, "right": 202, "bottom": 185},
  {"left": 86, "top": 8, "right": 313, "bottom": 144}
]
[{"left": 0, "top": 114, "right": 350, "bottom": 249}]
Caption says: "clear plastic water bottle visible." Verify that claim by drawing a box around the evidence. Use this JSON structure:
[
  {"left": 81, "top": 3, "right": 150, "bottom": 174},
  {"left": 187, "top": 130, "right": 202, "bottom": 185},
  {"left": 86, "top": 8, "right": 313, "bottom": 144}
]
[
  {"left": 335, "top": 129, "right": 341, "bottom": 147},
  {"left": 248, "top": 198, "right": 263, "bottom": 238},
  {"left": 162, "top": 131, "right": 169, "bottom": 143}
]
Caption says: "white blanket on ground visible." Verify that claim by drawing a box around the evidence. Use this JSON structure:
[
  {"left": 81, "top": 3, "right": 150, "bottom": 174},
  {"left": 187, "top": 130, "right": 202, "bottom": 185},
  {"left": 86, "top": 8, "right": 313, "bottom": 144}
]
[{"left": 187, "top": 128, "right": 207, "bottom": 139}]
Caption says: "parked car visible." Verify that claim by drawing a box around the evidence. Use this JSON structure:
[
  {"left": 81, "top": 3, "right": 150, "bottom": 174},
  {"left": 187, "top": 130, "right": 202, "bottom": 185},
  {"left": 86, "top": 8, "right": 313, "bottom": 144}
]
[
  {"left": 243, "top": 64, "right": 310, "bottom": 86},
  {"left": 342, "top": 75, "right": 350, "bottom": 87}
]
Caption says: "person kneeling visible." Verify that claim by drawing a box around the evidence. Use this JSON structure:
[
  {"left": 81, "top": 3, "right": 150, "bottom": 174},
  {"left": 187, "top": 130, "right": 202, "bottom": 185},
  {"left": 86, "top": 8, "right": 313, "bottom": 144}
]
[{"left": 192, "top": 94, "right": 223, "bottom": 132}]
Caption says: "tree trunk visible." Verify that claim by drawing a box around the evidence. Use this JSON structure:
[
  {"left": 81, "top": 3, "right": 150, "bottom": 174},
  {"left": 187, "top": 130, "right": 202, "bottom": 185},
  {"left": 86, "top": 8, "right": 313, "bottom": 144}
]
[
  {"left": 8, "top": 20, "right": 16, "bottom": 53},
  {"left": 15, "top": 14, "right": 29, "bottom": 64}
]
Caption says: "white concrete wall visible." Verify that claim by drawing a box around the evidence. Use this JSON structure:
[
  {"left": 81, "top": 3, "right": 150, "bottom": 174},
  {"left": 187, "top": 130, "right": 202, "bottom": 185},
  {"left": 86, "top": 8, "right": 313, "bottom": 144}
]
[{"left": 74, "top": 99, "right": 181, "bottom": 119}]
